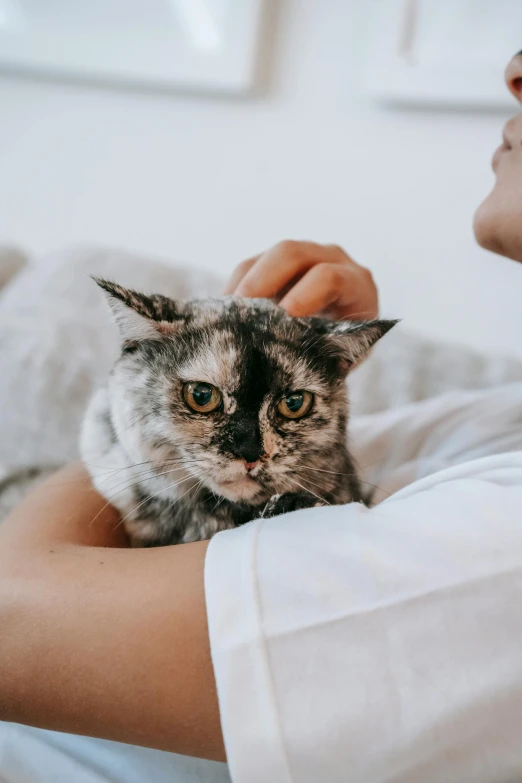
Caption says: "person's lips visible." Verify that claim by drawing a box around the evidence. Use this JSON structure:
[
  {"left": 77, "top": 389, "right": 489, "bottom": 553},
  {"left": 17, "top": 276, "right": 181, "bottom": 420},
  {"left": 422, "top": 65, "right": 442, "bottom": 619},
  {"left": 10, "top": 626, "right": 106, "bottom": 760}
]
[{"left": 492, "top": 130, "right": 513, "bottom": 172}]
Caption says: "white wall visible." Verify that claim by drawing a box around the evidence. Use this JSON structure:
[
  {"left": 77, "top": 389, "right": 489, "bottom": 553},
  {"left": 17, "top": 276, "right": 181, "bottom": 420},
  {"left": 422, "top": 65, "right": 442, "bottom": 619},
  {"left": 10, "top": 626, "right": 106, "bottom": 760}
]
[{"left": 1, "top": 0, "right": 521, "bottom": 357}]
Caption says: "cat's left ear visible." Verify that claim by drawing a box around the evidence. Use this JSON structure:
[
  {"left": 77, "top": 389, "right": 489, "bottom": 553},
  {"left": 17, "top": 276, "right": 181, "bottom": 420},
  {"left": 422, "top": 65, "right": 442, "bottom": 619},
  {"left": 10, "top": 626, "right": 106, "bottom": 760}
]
[
  {"left": 320, "top": 319, "right": 399, "bottom": 375},
  {"left": 93, "top": 278, "right": 184, "bottom": 345}
]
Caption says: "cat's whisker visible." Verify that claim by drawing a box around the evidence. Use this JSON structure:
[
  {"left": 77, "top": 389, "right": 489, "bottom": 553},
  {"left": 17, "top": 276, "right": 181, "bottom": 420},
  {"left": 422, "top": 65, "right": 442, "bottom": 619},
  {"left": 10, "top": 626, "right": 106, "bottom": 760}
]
[
  {"left": 211, "top": 495, "right": 225, "bottom": 513},
  {"left": 40, "top": 472, "right": 117, "bottom": 490},
  {"left": 92, "top": 462, "right": 203, "bottom": 501},
  {"left": 294, "top": 472, "right": 333, "bottom": 493},
  {"left": 156, "top": 477, "right": 204, "bottom": 523},
  {"left": 114, "top": 474, "right": 199, "bottom": 530},
  {"left": 299, "top": 463, "right": 391, "bottom": 499},
  {"left": 356, "top": 480, "right": 391, "bottom": 499},
  {"left": 50, "top": 440, "right": 209, "bottom": 476},
  {"left": 88, "top": 466, "right": 204, "bottom": 530},
  {"left": 71, "top": 454, "right": 191, "bottom": 481},
  {"left": 285, "top": 476, "right": 331, "bottom": 506},
  {"left": 298, "top": 464, "right": 356, "bottom": 477},
  {"left": 192, "top": 480, "right": 205, "bottom": 504},
  {"left": 357, "top": 457, "right": 387, "bottom": 472},
  {"left": 88, "top": 494, "right": 128, "bottom": 531},
  {"left": 92, "top": 458, "right": 206, "bottom": 489},
  {"left": 82, "top": 462, "right": 204, "bottom": 509}
]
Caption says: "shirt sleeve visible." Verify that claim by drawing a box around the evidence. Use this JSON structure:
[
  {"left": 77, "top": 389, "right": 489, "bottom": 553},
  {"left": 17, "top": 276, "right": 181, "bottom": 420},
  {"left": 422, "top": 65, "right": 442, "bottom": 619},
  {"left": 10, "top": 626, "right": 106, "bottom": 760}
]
[{"left": 205, "top": 452, "right": 522, "bottom": 783}]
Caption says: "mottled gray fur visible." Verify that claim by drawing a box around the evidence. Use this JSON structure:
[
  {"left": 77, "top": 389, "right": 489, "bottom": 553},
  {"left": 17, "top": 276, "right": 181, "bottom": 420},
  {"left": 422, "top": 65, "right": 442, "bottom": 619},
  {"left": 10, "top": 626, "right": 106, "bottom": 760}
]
[{"left": 81, "top": 280, "right": 396, "bottom": 546}]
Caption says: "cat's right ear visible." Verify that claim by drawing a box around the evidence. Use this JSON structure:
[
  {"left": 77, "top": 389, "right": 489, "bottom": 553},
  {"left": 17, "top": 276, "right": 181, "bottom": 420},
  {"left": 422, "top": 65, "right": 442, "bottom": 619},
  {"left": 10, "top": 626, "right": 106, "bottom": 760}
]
[{"left": 93, "top": 278, "right": 181, "bottom": 345}]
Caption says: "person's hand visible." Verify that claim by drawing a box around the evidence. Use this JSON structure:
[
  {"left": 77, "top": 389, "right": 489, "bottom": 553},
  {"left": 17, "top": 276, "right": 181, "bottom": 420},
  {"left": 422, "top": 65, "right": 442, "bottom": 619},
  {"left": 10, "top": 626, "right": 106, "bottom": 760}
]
[{"left": 224, "top": 240, "right": 378, "bottom": 321}]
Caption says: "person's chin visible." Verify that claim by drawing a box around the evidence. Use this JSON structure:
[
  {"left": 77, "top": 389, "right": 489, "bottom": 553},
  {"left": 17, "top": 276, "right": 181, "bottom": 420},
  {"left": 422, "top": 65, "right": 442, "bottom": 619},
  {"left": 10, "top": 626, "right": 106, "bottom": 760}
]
[
  {"left": 473, "top": 193, "right": 506, "bottom": 255},
  {"left": 473, "top": 169, "right": 522, "bottom": 263},
  {"left": 473, "top": 185, "right": 522, "bottom": 260}
]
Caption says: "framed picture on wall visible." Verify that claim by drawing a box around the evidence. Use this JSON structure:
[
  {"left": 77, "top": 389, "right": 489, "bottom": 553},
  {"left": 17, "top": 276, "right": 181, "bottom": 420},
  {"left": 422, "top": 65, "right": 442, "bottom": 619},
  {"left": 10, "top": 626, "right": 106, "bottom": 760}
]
[
  {"left": 0, "top": 0, "right": 263, "bottom": 95},
  {"left": 364, "top": 0, "right": 522, "bottom": 109}
]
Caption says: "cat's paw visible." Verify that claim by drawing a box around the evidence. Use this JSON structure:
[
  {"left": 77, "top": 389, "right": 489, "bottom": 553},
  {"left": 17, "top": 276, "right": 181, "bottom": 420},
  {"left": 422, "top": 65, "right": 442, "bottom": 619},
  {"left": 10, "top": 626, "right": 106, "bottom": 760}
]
[{"left": 261, "top": 491, "right": 323, "bottom": 519}]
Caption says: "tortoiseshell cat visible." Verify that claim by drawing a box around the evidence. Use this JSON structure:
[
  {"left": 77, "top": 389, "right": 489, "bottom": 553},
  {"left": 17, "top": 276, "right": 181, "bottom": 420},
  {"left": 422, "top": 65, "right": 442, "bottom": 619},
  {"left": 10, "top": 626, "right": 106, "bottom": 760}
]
[{"left": 81, "top": 279, "right": 396, "bottom": 546}]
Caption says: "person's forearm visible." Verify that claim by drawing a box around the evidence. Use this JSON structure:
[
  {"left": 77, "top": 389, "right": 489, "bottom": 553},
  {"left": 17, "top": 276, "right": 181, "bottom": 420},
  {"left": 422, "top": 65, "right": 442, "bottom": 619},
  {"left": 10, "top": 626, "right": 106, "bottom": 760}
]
[
  {"left": 0, "top": 467, "right": 225, "bottom": 761},
  {"left": 0, "top": 462, "right": 127, "bottom": 550}
]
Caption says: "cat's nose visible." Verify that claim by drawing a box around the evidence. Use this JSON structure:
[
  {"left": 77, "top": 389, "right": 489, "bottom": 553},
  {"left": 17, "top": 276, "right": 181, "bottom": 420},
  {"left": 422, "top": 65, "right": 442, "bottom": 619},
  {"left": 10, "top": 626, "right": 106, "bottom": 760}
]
[
  {"left": 243, "top": 460, "right": 259, "bottom": 472},
  {"left": 227, "top": 416, "right": 266, "bottom": 465},
  {"left": 233, "top": 442, "right": 264, "bottom": 464}
]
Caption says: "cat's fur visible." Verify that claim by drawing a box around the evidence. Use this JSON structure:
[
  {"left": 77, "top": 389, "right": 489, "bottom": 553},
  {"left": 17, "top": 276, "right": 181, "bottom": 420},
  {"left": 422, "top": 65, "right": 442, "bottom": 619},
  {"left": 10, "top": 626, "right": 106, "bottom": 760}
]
[{"left": 81, "top": 280, "right": 396, "bottom": 546}]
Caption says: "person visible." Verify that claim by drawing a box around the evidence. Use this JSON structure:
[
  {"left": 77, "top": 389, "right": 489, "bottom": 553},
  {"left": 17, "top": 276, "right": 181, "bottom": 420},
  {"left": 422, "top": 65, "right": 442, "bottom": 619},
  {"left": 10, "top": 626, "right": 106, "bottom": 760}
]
[{"left": 1, "top": 51, "right": 522, "bottom": 783}]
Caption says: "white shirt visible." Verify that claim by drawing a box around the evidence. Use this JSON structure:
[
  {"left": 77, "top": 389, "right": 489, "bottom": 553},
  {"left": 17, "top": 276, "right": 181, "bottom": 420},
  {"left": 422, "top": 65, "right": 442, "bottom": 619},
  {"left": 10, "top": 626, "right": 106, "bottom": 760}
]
[{"left": 205, "top": 382, "right": 522, "bottom": 783}]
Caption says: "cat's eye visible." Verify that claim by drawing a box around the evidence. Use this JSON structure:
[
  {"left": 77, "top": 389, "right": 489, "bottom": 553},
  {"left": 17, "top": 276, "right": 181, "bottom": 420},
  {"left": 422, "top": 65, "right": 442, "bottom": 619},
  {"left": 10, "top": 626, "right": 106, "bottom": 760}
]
[
  {"left": 277, "top": 390, "right": 314, "bottom": 420},
  {"left": 183, "top": 382, "right": 222, "bottom": 413}
]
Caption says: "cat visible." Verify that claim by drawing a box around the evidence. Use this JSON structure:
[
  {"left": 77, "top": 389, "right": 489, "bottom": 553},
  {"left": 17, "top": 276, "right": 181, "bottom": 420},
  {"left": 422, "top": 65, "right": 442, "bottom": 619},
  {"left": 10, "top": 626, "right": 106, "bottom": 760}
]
[{"left": 80, "top": 279, "right": 396, "bottom": 546}]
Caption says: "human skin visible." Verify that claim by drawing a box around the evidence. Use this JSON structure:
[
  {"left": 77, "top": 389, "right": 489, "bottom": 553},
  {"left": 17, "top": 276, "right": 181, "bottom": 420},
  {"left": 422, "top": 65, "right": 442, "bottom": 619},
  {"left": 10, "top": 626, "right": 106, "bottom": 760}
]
[
  {"left": 474, "top": 52, "right": 522, "bottom": 260},
  {"left": 1, "top": 50, "right": 522, "bottom": 760},
  {"left": 0, "top": 465, "right": 221, "bottom": 759},
  {"left": 223, "top": 240, "right": 378, "bottom": 321}
]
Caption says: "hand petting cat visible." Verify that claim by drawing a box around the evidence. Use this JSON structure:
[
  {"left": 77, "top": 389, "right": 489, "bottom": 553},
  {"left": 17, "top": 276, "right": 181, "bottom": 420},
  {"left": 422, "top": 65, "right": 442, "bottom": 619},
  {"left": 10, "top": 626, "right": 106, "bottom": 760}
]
[{"left": 224, "top": 240, "right": 378, "bottom": 321}]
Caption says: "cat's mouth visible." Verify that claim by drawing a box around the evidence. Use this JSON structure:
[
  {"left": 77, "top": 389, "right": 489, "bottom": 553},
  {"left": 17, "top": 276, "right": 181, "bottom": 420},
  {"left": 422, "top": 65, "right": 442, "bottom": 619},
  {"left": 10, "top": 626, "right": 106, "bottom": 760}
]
[{"left": 216, "top": 473, "right": 263, "bottom": 502}]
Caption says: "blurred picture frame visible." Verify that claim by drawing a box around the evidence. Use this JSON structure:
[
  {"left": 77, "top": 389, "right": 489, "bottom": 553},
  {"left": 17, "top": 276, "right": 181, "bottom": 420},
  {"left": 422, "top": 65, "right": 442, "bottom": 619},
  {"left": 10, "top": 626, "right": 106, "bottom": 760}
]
[
  {"left": 0, "top": 0, "right": 263, "bottom": 95},
  {"left": 364, "top": 0, "right": 522, "bottom": 110}
]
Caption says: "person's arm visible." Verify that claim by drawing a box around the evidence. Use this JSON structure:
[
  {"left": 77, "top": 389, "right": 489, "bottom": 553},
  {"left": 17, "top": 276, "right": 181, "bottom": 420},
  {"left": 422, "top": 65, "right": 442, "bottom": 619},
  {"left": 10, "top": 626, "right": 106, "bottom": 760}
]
[{"left": 0, "top": 463, "right": 225, "bottom": 761}]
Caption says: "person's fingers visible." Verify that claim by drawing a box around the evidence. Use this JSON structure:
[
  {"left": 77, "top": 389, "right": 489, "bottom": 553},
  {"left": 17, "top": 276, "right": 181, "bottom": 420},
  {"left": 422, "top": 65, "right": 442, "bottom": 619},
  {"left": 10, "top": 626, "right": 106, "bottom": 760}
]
[
  {"left": 233, "top": 241, "right": 342, "bottom": 299},
  {"left": 223, "top": 241, "right": 378, "bottom": 320},
  {"left": 278, "top": 264, "right": 340, "bottom": 317},
  {"left": 280, "top": 263, "right": 378, "bottom": 320},
  {"left": 222, "top": 257, "right": 258, "bottom": 294},
  {"left": 332, "top": 265, "right": 378, "bottom": 320}
]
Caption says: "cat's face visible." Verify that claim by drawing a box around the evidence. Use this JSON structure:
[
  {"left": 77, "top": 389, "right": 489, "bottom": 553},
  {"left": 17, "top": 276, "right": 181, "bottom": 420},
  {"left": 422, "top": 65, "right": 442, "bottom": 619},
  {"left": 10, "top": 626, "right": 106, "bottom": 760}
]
[{"left": 98, "top": 280, "right": 396, "bottom": 505}]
